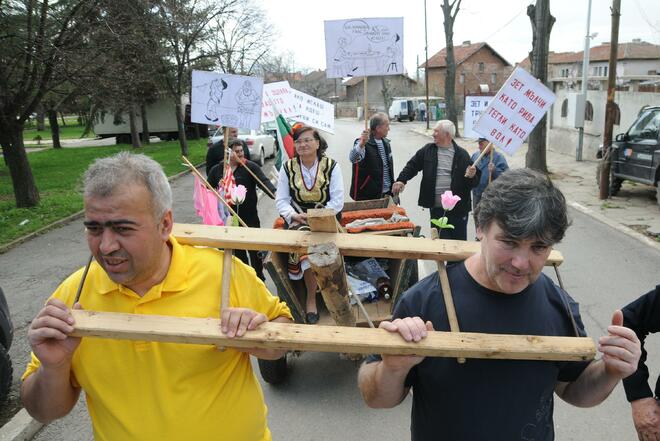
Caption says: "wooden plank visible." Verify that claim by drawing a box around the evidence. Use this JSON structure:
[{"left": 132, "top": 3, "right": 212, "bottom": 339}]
[
  {"left": 70, "top": 310, "right": 596, "bottom": 361},
  {"left": 172, "top": 224, "right": 564, "bottom": 266},
  {"left": 343, "top": 198, "right": 390, "bottom": 212},
  {"left": 307, "top": 208, "right": 340, "bottom": 233}
]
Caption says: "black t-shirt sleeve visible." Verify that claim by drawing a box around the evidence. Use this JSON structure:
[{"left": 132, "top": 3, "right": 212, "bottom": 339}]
[
  {"left": 207, "top": 164, "right": 221, "bottom": 189},
  {"left": 622, "top": 286, "right": 660, "bottom": 401}
]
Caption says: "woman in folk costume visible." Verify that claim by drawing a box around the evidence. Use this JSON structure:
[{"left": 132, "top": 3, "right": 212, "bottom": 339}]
[{"left": 275, "top": 125, "right": 344, "bottom": 324}]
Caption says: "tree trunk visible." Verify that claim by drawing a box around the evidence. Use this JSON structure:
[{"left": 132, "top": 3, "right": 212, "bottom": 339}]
[
  {"left": 175, "top": 103, "right": 189, "bottom": 157},
  {"left": 525, "top": 1, "right": 555, "bottom": 172},
  {"left": 36, "top": 106, "right": 46, "bottom": 132},
  {"left": 0, "top": 121, "right": 40, "bottom": 207},
  {"left": 60, "top": 112, "right": 67, "bottom": 127},
  {"left": 48, "top": 108, "right": 62, "bottom": 149},
  {"left": 128, "top": 104, "right": 141, "bottom": 148},
  {"left": 441, "top": 0, "right": 462, "bottom": 137},
  {"left": 140, "top": 103, "right": 150, "bottom": 144}
]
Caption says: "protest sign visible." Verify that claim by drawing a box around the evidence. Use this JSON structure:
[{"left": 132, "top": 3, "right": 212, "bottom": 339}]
[
  {"left": 291, "top": 90, "right": 335, "bottom": 134},
  {"left": 463, "top": 96, "right": 492, "bottom": 139},
  {"left": 191, "top": 70, "right": 263, "bottom": 130},
  {"left": 261, "top": 81, "right": 298, "bottom": 123},
  {"left": 473, "top": 67, "right": 555, "bottom": 155},
  {"left": 324, "top": 17, "right": 404, "bottom": 79}
]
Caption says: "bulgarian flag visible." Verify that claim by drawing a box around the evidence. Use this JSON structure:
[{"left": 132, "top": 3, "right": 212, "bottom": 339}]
[{"left": 275, "top": 114, "right": 295, "bottom": 170}]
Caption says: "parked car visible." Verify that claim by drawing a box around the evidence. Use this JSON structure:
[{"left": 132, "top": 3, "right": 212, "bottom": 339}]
[
  {"left": 388, "top": 98, "right": 416, "bottom": 122},
  {"left": 598, "top": 105, "right": 660, "bottom": 205},
  {"left": 0, "top": 287, "right": 13, "bottom": 403},
  {"left": 208, "top": 125, "right": 276, "bottom": 166}
]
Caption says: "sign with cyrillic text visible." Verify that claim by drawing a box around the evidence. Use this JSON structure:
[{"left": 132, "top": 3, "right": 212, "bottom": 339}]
[
  {"left": 463, "top": 96, "right": 492, "bottom": 139},
  {"left": 473, "top": 67, "right": 555, "bottom": 155},
  {"left": 291, "top": 90, "right": 335, "bottom": 134},
  {"left": 261, "top": 81, "right": 298, "bottom": 123}
]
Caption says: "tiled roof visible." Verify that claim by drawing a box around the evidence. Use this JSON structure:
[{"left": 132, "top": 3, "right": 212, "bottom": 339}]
[
  {"left": 420, "top": 42, "right": 511, "bottom": 69},
  {"left": 516, "top": 41, "right": 660, "bottom": 66}
]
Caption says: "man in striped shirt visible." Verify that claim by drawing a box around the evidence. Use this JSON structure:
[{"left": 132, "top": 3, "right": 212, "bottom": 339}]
[
  {"left": 392, "top": 120, "right": 479, "bottom": 240},
  {"left": 349, "top": 112, "right": 395, "bottom": 201}
]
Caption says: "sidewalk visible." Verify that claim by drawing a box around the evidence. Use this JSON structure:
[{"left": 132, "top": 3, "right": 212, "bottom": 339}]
[{"left": 412, "top": 125, "right": 660, "bottom": 251}]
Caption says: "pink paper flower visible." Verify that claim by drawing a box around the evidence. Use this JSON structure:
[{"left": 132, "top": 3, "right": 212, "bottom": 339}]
[
  {"left": 230, "top": 184, "right": 247, "bottom": 205},
  {"left": 440, "top": 191, "right": 461, "bottom": 211}
]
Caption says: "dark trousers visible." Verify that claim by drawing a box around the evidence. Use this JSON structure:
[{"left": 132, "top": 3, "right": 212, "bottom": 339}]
[
  {"left": 429, "top": 207, "right": 469, "bottom": 241},
  {"left": 234, "top": 211, "right": 266, "bottom": 281}
]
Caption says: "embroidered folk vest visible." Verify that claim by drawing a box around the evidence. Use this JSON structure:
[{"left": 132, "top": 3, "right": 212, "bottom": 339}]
[{"left": 284, "top": 156, "right": 337, "bottom": 212}]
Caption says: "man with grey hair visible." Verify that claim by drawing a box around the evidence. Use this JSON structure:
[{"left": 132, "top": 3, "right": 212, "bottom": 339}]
[
  {"left": 21, "top": 152, "right": 292, "bottom": 440},
  {"left": 359, "top": 169, "right": 641, "bottom": 440},
  {"left": 349, "top": 112, "right": 395, "bottom": 201},
  {"left": 392, "top": 119, "right": 479, "bottom": 240}
]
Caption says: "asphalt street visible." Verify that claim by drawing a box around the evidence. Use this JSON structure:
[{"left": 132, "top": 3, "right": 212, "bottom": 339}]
[{"left": 1, "top": 119, "right": 658, "bottom": 440}]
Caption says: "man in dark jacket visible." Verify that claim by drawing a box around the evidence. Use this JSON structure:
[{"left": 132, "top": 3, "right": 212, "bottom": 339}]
[
  {"left": 392, "top": 120, "right": 479, "bottom": 240},
  {"left": 621, "top": 285, "right": 659, "bottom": 440},
  {"left": 205, "top": 127, "right": 250, "bottom": 176},
  {"left": 349, "top": 112, "right": 395, "bottom": 201},
  {"left": 208, "top": 140, "right": 275, "bottom": 280}
]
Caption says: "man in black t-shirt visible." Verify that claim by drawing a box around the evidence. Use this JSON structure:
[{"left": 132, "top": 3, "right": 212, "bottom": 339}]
[{"left": 358, "top": 169, "right": 642, "bottom": 441}]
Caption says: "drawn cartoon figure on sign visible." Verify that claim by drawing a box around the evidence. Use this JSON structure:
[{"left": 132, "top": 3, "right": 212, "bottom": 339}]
[
  {"left": 235, "top": 80, "right": 261, "bottom": 128},
  {"left": 324, "top": 17, "right": 403, "bottom": 79},
  {"left": 190, "top": 70, "right": 263, "bottom": 130},
  {"left": 382, "top": 34, "right": 401, "bottom": 73},
  {"left": 204, "top": 78, "right": 228, "bottom": 122}
]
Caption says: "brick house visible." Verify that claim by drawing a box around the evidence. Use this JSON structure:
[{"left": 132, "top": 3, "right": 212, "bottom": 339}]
[{"left": 420, "top": 41, "right": 513, "bottom": 111}]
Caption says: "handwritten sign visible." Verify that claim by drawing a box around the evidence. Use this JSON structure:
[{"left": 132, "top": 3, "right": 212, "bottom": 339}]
[
  {"left": 191, "top": 70, "right": 263, "bottom": 130},
  {"left": 324, "top": 17, "right": 404, "bottom": 79},
  {"left": 473, "top": 67, "right": 555, "bottom": 155},
  {"left": 463, "top": 96, "right": 491, "bottom": 139},
  {"left": 261, "top": 81, "right": 299, "bottom": 123},
  {"left": 291, "top": 90, "right": 335, "bottom": 134}
]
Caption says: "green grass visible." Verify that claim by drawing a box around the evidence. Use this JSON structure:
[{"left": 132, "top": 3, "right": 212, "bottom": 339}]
[
  {"left": 0, "top": 139, "right": 207, "bottom": 246},
  {"left": 24, "top": 123, "right": 91, "bottom": 141}
]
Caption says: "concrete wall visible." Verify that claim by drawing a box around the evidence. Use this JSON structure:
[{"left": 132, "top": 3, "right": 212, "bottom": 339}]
[{"left": 548, "top": 90, "right": 660, "bottom": 158}]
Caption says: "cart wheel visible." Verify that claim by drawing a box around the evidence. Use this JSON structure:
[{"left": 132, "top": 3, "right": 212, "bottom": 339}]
[{"left": 258, "top": 354, "right": 288, "bottom": 384}]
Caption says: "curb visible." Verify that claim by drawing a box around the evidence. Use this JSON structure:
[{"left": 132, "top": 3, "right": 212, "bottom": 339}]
[
  {"left": 0, "top": 163, "right": 204, "bottom": 256},
  {"left": 568, "top": 201, "right": 660, "bottom": 253},
  {"left": 0, "top": 410, "right": 42, "bottom": 441}
]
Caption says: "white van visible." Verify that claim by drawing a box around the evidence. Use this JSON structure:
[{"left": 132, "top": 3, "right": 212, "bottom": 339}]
[{"left": 388, "top": 99, "right": 416, "bottom": 122}]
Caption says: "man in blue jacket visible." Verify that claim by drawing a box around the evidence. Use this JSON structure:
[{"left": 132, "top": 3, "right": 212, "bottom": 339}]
[{"left": 471, "top": 137, "right": 509, "bottom": 208}]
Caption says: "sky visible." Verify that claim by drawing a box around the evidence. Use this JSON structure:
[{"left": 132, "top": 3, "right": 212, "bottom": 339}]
[{"left": 262, "top": 0, "right": 660, "bottom": 75}]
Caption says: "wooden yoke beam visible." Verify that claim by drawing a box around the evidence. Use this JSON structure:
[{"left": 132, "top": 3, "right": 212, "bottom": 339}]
[
  {"left": 70, "top": 310, "right": 596, "bottom": 362},
  {"left": 172, "top": 224, "right": 564, "bottom": 266}
]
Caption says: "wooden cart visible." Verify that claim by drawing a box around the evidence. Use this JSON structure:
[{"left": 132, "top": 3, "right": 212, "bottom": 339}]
[{"left": 260, "top": 198, "right": 420, "bottom": 383}]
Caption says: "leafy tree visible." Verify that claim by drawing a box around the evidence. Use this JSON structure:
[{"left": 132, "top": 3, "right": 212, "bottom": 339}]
[{"left": 0, "top": 0, "right": 104, "bottom": 207}]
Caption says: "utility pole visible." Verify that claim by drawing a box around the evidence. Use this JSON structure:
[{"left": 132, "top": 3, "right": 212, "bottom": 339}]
[
  {"left": 424, "top": 0, "right": 430, "bottom": 130},
  {"left": 576, "top": 0, "right": 593, "bottom": 161},
  {"left": 599, "top": 0, "right": 621, "bottom": 199}
]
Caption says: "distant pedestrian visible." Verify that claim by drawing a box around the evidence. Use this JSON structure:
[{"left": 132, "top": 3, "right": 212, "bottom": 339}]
[
  {"left": 471, "top": 137, "right": 509, "bottom": 208},
  {"left": 418, "top": 101, "right": 427, "bottom": 122}
]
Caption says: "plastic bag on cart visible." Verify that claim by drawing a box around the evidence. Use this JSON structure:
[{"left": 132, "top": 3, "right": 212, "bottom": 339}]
[{"left": 346, "top": 274, "right": 377, "bottom": 304}]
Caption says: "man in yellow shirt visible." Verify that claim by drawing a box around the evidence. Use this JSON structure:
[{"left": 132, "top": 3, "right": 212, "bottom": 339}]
[{"left": 21, "top": 152, "right": 292, "bottom": 441}]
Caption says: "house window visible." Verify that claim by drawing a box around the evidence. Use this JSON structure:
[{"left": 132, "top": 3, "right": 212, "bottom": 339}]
[
  {"left": 478, "top": 62, "right": 484, "bottom": 73},
  {"left": 584, "top": 100, "right": 594, "bottom": 121},
  {"left": 460, "top": 73, "right": 465, "bottom": 84},
  {"left": 561, "top": 99, "right": 568, "bottom": 118},
  {"left": 491, "top": 73, "right": 496, "bottom": 84},
  {"left": 604, "top": 66, "right": 608, "bottom": 77}
]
